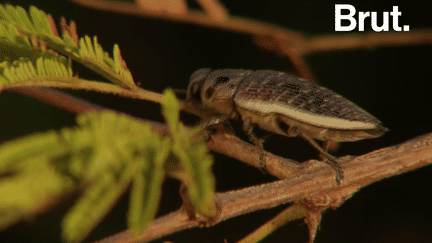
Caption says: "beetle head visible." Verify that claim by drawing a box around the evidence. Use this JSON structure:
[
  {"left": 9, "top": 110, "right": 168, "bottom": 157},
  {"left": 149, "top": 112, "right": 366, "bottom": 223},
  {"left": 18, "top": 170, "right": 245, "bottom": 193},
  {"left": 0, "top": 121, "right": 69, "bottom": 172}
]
[
  {"left": 186, "top": 68, "right": 211, "bottom": 105},
  {"left": 187, "top": 69, "right": 253, "bottom": 115}
]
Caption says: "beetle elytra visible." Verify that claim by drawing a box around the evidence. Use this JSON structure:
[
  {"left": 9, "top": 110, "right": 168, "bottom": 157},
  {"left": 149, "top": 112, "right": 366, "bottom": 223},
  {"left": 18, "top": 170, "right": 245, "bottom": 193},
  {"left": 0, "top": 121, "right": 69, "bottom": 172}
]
[{"left": 186, "top": 69, "right": 388, "bottom": 183}]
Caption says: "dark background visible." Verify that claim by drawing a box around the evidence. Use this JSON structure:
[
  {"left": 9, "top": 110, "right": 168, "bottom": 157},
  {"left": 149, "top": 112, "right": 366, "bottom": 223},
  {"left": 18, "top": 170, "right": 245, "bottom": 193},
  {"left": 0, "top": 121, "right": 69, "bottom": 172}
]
[{"left": 1, "top": 0, "right": 432, "bottom": 242}]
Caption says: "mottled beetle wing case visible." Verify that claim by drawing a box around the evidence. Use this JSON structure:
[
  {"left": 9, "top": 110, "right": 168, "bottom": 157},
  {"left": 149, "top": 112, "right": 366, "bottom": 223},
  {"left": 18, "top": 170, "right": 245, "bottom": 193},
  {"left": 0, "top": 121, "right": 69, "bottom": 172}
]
[
  {"left": 187, "top": 69, "right": 388, "bottom": 183},
  {"left": 234, "top": 70, "right": 382, "bottom": 130}
]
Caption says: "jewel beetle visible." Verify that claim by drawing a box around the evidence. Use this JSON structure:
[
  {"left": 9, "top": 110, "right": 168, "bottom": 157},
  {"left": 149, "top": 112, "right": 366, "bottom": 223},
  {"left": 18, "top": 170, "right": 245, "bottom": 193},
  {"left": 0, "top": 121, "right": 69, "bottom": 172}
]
[{"left": 186, "top": 69, "right": 388, "bottom": 183}]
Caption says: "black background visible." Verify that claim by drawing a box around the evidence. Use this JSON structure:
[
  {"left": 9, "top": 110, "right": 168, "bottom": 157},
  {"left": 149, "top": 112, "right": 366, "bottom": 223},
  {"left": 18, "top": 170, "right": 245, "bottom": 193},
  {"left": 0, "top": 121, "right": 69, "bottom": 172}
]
[{"left": 1, "top": 1, "right": 432, "bottom": 242}]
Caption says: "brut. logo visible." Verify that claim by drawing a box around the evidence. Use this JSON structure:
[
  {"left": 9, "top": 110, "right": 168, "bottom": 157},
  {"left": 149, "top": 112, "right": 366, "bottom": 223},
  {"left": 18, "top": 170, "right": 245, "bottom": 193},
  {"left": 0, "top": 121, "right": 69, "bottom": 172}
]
[{"left": 335, "top": 4, "right": 410, "bottom": 32}]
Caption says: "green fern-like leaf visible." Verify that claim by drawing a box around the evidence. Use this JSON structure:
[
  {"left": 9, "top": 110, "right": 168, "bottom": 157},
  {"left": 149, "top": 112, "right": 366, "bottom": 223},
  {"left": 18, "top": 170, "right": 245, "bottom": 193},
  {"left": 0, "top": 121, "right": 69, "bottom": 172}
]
[
  {"left": 0, "top": 89, "right": 215, "bottom": 242},
  {"left": 0, "top": 111, "right": 166, "bottom": 241},
  {"left": 127, "top": 136, "right": 171, "bottom": 233},
  {"left": 0, "top": 22, "right": 56, "bottom": 61},
  {"left": 0, "top": 131, "right": 76, "bottom": 229},
  {"left": 62, "top": 164, "right": 135, "bottom": 243},
  {"left": 0, "top": 4, "right": 137, "bottom": 90},
  {"left": 162, "top": 89, "right": 218, "bottom": 220},
  {"left": 0, "top": 3, "right": 218, "bottom": 243},
  {"left": 0, "top": 56, "right": 74, "bottom": 84}
]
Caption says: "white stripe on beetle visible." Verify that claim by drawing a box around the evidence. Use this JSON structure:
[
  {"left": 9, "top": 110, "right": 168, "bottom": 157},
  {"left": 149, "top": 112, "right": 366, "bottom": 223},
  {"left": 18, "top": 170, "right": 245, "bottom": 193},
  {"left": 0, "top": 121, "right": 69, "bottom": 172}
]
[{"left": 235, "top": 98, "right": 377, "bottom": 130}]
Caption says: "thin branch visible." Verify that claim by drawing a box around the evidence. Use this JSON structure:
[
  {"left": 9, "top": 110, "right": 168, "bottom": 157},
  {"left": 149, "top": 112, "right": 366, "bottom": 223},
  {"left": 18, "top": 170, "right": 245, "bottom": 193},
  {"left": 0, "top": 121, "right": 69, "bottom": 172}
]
[
  {"left": 136, "top": 0, "right": 188, "bottom": 15},
  {"left": 97, "top": 132, "right": 432, "bottom": 243},
  {"left": 68, "top": 0, "right": 304, "bottom": 42},
  {"left": 7, "top": 86, "right": 302, "bottom": 180},
  {"left": 206, "top": 131, "right": 302, "bottom": 180},
  {"left": 195, "top": 0, "right": 229, "bottom": 21},
  {"left": 303, "top": 29, "right": 432, "bottom": 55},
  {"left": 10, "top": 87, "right": 106, "bottom": 113},
  {"left": 9, "top": 86, "right": 432, "bottom": 243},
  {"left": 8, "top": 87, "right": 171, "bottom": 136},
  {"left": 68, "top": 0, "right": 432, "bottom": 83},
  {"left": 5, "top": 2, "right": 432, "bottom": 241},
  {"left": 67, "top": 0, "right": 312, "bottom": 79},
  {"left": 2, "top": 80, "right": 164, "bottom": 106},
  {"left": 238, "top": 203, "right": 307, "bottom": 243}
]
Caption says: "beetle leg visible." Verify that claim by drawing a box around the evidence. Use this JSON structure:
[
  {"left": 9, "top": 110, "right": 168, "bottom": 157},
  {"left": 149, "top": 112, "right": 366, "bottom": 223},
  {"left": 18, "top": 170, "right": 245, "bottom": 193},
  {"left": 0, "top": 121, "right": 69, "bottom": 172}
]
[
  {"left": 200, "top": 110, "right": 236, "bottom": 141},
  {"left": 242, "top": 118, "right": 267, "bottom": 172},
  {"left": 259, "top": 133, "right": 273, "bottom": 142},
  {"left": 323, "top": 141, "right": 330, "bottom": 152},
  {"left": 299, "top": 133, "right": 344, "bottom": 184},
  {"left": 199, "top": 116, "right": 229, "bottom": 141},
  {"left": 200, "top": 116, "right": 229, "bottom": 129},
  {"left": 222, "top": 122, "right": 235, "bottom": 135}
]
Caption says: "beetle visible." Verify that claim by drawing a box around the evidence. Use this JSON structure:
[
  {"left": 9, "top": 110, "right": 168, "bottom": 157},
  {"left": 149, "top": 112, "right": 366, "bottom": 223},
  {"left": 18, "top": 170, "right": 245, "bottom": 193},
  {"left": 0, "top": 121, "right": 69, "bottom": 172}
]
[{"left": 186, "top": 69, "right": 388, "bottom": 183}]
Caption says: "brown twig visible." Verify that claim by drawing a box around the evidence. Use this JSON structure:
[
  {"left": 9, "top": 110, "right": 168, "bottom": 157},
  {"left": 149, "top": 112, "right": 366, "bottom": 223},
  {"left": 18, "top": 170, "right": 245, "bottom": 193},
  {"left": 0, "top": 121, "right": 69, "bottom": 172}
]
[
  {"left": 3, "top": 81, "right": 165, "bottom": 110},
  {"left": 196, "top": 0, "right": 229, "bottom": 21},
  {"left": 68, "top": 0, "right": 303, "bottom": 42},
  {"left": 67, "top": 0, "right": 311, "bottom": 78},
  {"left": 69, "top": 0, "right": 432, "bottom": 81},
  {"left": 6, "top": 1, "right": 432, "bottom": 241},
  {"left": 96, "top": 132, "right": 432, "bottom": 243},
  {"left": 10, "top": 87, "right": 105, "bottom": 113},
  {"left": 206, "top": 131, "right": 302, "bottom": 179},
  {"left": 303, "top": 29, "right": 432, "bottom": 55},
  {"left": 8, "top": 84, "right": 302, "bottom": 177},
  {"left": 8, "top": 86, "right": 432, "bottom": 243},
  {"left": 8, "top": 87, "right": 171, "bottom": 136},
  {"left": 8, "top": 86, "right": 301, "bottom": 179},
  {"left": 136, "top": 0, "right": 188, "bottom": 15}
]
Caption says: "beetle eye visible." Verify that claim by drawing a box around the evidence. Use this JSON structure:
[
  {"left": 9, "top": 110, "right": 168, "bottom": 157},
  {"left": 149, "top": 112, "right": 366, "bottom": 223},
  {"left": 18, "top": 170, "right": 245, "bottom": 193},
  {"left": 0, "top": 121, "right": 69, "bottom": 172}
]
[
  {"left": 205, "top": 87, "right": 214, "bottom": 99},
  {"left": 216, "top": 76, "right": 230, "bottom": 84}
]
